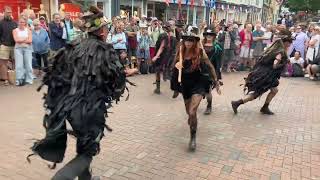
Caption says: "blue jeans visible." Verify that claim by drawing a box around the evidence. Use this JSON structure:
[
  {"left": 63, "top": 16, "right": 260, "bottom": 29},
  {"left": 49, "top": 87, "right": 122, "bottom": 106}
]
[{"left": 14, "top": 46, "right": 33, "bottom": 84}]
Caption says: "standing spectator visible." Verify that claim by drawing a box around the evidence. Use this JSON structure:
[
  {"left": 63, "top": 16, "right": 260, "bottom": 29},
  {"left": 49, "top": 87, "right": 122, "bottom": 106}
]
[
  {"left": 49, "top": 13, "right": 66, "bottom": 52},
  {"left": 0, "top": 13, "right": 4, "bottom": 21},
  {"left": 136, "top": 23, "right": 151, "bottom": 72},
  {"left": 111, "top": 24, "right": 127, "bottom": 55},
  {"left": 263, "top": 25, "right": 273, "bottom": 47},
  {"left": 39, "top": 16, "right": 49, "bottom": 32},
  {"left": 148, "top": 18, "right": 163, "bottom": 60},
  {"left": 218, "top": 24, "right": 236, "bottom": 72},
  {"left": 239, "top": 23, "right": 253, "bottom": 70},
  {"left": 310, "top": 26, "right": 320, "bottom": 50},
  {"left": 72, "top": 18, "right": 85, "bottom": 41},
  {"left": 307, "top": 24, "right": 315, "bottom": 39},
  {"left": 252, "top": 23, "right": 265, "bottom": 67},
  {"left": 32, "top": 19, "right": 50, "bottom": 76},
  {"left": 27, "top": 12, "right": 36, "bottom": 29},
  {"left": 125, "top": 18, "right": 139, "bottom": 61},
  {"left": 291, "top": 25, "right": 309, "bottom": 58},
  {"left": 0, "top": 6, "right": 17, "bottom": 86},
  {"left": 12, "top": 16, "right": 33, "bottom": 86},
  {"left": 62, "top": 12, "right": 73, "bottom": 42}
]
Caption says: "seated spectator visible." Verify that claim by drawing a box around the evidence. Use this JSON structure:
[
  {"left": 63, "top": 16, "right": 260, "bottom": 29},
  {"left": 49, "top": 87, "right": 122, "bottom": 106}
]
[
  {"left": 289, "top": 51, "right": 305, "bottom": 77},
  {"left": 32, "top": 19, "right": 50, "bottom": 77},
  {"left": 306, "top": 58, "right": 320, "bottom": 80},
  {"left": 290, "top": 51, "right": 304, "bottom": 67},
  {"left": 119, "top": 50, "right": 138, "bottom": 76}
]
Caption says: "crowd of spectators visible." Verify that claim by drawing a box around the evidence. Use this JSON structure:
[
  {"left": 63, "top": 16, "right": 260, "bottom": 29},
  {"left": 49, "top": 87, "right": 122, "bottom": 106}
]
[{"left": 1, "top": 5, "right": 320, "bottom": 87}]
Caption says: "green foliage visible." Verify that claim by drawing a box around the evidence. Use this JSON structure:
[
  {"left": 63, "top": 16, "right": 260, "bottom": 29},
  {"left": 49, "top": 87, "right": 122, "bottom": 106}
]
[{"left": 286, "top": 0, "right": 320, "bottom": 12}]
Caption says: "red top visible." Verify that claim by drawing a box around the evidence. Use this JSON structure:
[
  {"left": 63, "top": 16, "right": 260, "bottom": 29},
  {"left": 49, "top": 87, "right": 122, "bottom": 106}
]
[{"left": 239, "top": 29, "right": 253, "bottom": 48}]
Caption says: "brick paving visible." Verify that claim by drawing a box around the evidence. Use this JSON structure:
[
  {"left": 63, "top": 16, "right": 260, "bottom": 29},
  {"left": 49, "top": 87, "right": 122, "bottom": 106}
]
[{"left": 0, "top": 73, "right": 320, "bottom": 180}]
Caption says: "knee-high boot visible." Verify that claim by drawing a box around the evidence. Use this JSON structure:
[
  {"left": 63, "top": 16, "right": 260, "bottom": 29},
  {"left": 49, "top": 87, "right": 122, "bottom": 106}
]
[
  {"left": 189, "top": 126, "right": 197, "bottom": 151},
  {"left": 154, "top": 80, "right": 160, "bottom": 94}
]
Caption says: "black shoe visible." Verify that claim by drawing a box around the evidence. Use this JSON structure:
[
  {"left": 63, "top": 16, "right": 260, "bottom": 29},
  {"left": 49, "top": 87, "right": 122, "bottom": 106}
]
[
  {"left": 260, "top": 104, "right": 274, "bottom": 115},
  {"left": 189, "top": 130, "right": 196, "bottom": 151},
  {"left": 154, "top": 88, "right": 160, "bottom": 94},
  {"left": 204, "top": 106, "right": 212, "bottom": 115},
  {"left": 231, "top": 100, "right": 243, "bottom": 114},
  {"left": 172, "top": 91, "right": 179, "bottom": 98},
  {"left": 154, "top": 81, "right": 161, "bottom": 94}
]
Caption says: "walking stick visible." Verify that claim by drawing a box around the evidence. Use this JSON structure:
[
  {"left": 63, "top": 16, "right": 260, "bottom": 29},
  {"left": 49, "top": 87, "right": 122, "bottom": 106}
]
[{"left": 178, "top": 43, "right": 183, "bottom": 83}]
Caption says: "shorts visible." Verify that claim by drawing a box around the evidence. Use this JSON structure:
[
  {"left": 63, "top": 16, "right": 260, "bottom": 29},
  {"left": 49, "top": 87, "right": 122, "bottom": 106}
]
[
  {"left": 0, "top": 45, "right": 14, "bottom": 60},
  {"left": 136, "top": 49, "right": 150, "bottom": 60},
  {"left": 239, "top": 46, "right": 253, "bottom": 59}
]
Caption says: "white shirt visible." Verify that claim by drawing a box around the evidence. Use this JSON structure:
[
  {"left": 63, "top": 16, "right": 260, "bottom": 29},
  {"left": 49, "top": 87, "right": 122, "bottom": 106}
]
[
  {"left": 311, "top": 34, "right": 320, "bottom": 49},
  {"left": 290, "top": 57, "right": 304, "bottom": 66}
]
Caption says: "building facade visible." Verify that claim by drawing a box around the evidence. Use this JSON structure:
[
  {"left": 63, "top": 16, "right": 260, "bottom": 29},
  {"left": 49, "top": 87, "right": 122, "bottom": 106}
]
[{"left": 214, "top": 0, "right": 264, "bottom": 25}]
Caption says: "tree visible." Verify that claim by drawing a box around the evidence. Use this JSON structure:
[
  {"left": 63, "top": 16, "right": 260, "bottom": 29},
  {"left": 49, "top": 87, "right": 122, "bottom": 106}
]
[{"left": 285, "top": 0, "right": 320, "bottom": 12}]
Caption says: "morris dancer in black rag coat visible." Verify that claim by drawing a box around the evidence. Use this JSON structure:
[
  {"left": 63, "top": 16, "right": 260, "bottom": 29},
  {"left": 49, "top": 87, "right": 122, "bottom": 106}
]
[
  {"left": 27, "top": 6, "right": 127, "bottom": 180},
  {"left": 231, "top": 30, "right": 293, "bottom": 115},
  {"left": 152, "top": 22, "right": 176, "bottom": 94}
]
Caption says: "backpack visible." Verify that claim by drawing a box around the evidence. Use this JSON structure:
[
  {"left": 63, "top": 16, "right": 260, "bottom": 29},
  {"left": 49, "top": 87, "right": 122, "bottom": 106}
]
[{"left": 140, "top": 59, "right": 149, "bottom": 74}]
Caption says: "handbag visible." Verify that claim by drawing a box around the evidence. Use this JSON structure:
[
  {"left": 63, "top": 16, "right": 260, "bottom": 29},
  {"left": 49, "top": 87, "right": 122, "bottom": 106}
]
[
  {"left": 292, "top": 63, "right": 304, "bottom": 77},
  {"left": 7, "top": 70, "right": 16, "bottom": 85}
]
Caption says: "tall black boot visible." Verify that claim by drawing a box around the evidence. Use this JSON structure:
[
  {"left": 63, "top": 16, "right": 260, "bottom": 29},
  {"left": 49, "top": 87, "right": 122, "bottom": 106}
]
[
  {"left": 52, "top": 154, "right": 93, "bottom": 180},
  {"left": 172, "top": 91, "right": 179, "bottom": 98},
  {"left": 154, "top": 80, "right": 160, "bottom": 94},
  {"left": 260, "top": 103, "right": 274, "bottom": 115},
  {"left": 204, "top": 105, "right": 212, "bottom": 115},
  {"left": 189, "top": 128, "right": 197, "bottom": 151},
  {"left": 231, "top": 99, "right": 244, "bottom": 114}
]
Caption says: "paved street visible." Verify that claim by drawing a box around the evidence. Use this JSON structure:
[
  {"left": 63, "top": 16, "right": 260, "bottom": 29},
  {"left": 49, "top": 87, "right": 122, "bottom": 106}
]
[{"left": 0, "top": 73, "right": 320, "bottom": 180}]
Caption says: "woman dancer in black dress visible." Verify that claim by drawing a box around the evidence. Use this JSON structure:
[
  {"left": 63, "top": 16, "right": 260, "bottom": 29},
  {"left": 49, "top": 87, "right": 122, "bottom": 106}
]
[
  {"left": 173, "top": 28, "right": 221, "bottom": 151},
  {"left": 202, "top": 27, "right": 223, "bottom": 115}
]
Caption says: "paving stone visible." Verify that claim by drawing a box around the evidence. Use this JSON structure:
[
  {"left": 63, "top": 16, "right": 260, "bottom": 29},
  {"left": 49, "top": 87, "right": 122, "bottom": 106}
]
[{"left": 0, "top": 74, "right": 319, "bottom": 180}]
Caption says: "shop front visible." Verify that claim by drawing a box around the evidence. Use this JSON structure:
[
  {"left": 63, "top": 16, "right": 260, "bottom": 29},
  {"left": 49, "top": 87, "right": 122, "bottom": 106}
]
[
  {"left": 147, "top": 1, "right": 206, "bottom": 25},
  {"left": 0, "top": 0, "right": 42, "bottom": 20}
]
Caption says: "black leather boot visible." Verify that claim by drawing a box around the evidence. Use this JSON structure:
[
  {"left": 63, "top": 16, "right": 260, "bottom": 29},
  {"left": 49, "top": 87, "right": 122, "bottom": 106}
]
[
  {"left": 172, "top": 91, "right": 179, "bottom": 98},
  {"left": 189, "top": 128, "right": 197, "bottom": 151},
  {"left": 231, "top": 99, "right": 244, "bottom": 114},
  {"left": 260, "top": 103, "right": 274, "bottom": 115},
  {"left": 204, "top": 106, "right": 212, "bottom": 115},
  {"left": 154, "top": 80, "right": 160, "bottom": 94}
]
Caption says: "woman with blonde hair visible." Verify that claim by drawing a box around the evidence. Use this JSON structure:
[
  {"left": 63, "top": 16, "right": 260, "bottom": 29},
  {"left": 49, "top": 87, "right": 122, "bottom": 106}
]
[{"left": 13, "top": 16, "right": 33, "bottom": 86}]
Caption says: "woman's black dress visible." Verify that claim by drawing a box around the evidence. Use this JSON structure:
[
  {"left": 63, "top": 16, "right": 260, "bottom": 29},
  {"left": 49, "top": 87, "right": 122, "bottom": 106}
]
[{"left": 180, "top": 59, "right": 211, "bottom": 100}]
